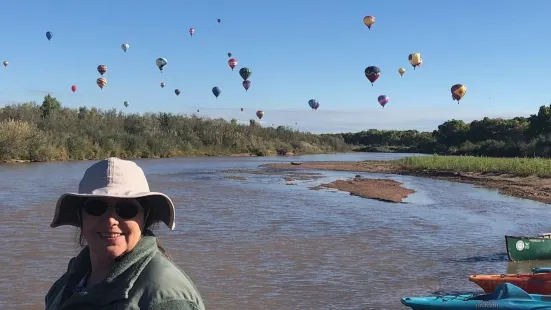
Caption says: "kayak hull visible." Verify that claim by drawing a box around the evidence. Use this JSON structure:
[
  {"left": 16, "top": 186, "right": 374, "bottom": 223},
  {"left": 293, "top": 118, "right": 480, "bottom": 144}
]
[
  {"left": 506, "top": 235, "right": 551, "bottom": 262},
  {"left": 469, "top": 273, "right": 551, "bottom": 294},
  {"left": 401, "top": 283, "right": 551, "bottom": 310},
  {"left": 401, "top": 296, "right": 551, "bottom": 310}
]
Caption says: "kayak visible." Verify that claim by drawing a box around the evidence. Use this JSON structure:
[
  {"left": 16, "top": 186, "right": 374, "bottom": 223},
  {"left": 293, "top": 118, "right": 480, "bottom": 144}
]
[
  {"left": 533, "top": 267, "right": 551, "bottom": 273},
  {"left": 469, "top": 271, "right": 551, "bottom": 294},
  {"left": 506, "top": 234, "right": 551, "bottom": 262},
  {"left": 400, "top": 283, "right": 551, "bottom": 310}
]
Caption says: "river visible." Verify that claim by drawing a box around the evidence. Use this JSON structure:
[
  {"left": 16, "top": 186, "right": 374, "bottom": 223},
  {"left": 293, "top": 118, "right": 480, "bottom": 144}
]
[{"left": 1, "top": 153, "right": 550, "bottom": 310}]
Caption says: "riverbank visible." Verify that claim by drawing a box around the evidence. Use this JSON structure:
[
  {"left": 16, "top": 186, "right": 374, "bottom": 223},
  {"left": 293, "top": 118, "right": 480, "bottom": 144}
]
[
  {"left": 0, "top": 100, "right": 351, "bottom": 163},
  {"left": 263, "top": 156, "right": 551, "bottom": 204},
  {"left": 0, "top": 150, "right": 359, "bottom": 165}
]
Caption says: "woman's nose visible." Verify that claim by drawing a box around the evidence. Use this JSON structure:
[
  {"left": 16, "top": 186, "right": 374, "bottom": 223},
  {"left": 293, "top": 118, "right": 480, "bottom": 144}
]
[{"left": 103, "top": 207, "right": 120, "bottom": 224}]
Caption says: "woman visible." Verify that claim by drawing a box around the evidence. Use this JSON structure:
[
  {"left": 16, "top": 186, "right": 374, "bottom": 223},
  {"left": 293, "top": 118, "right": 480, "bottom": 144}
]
[{"left": 45, "top": 157, "right": 205, "bottom": 310}]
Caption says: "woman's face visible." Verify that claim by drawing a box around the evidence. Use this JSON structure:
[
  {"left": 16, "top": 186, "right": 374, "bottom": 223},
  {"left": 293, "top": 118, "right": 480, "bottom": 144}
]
[{"left": 81, "top": 197, "right": 146, "bottom": 260}]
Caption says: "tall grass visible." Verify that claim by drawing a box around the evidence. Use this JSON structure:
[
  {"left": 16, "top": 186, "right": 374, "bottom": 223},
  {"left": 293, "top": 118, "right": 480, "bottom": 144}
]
[{"left": 395, "top": 155, "right": 551, "bottom": 177}]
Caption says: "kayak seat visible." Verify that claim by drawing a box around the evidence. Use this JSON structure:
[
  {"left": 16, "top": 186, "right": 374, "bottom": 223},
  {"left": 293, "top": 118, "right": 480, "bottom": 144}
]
[{"left": 489, "top": 283, "right": 533, "bottom": 300}]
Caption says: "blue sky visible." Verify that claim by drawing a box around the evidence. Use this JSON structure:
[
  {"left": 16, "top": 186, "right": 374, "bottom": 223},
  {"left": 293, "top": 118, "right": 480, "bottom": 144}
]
[{"left": 0, "top": 0, "right": 550, "bottom": 133}]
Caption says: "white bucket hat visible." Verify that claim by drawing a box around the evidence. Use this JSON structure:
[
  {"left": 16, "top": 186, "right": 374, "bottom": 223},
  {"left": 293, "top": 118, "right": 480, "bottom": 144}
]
[{"left": 51, "top": 157, "right": 175, "bottom": 230}]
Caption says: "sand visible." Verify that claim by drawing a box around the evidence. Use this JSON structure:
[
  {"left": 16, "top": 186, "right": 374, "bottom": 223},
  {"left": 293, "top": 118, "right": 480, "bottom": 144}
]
[{"left": 263, "top": 161, "right": 551, "bottom": 204}]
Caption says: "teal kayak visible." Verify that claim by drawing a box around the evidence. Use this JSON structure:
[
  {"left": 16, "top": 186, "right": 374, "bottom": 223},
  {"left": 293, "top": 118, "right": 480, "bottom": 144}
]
[
  {"left": 401, "top": 283, "right": 551, "bottom": 309},
  {"left": 533, "top": 267, "right": 551, "bottom": 273}
]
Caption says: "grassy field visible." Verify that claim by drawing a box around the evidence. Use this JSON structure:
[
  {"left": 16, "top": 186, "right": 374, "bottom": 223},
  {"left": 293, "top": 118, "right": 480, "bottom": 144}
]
[{"left": 394, "top": 155, "right": 551, "bottom": 177}]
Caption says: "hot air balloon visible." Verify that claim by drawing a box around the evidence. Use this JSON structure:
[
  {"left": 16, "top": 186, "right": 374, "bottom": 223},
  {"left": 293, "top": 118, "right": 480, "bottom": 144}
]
[
  {"left": 239, "top": 67, "right": 251, "bottom": 81},
  {"left": 408, "top": 53, "right": 422, "bottom": 69},
  {"left": 97, "top": 65, "right": 107, "bottom": 76},
  {"left": 240, "top": 108, "right": 244, "bottom": 112},
  {"left": 242, "top": 80, "right": 251, "bottom": 92},
  {"left": 46, "top": 31, "right": 53, "bottom": 41},
  {"left": 364, "top": 66, "right": 381, "bottom": 86},
  {"left": 71, "top": 85, "right": 77, "bottom": 93},
  {"left": 121, "top": 43, "right": 129, "bottom": 52},
  {"left": 256, "top": 110, "right": 264, "bottom": 120},
  {"left": 212, "top": 86, "right": 221, "bottom": 99},
  {"left": 2, "top": 61, "right": 8, "bottom": 67},
  {"left": 96, "top": 77, "right": 107, "bottom": 90},
  {"left": 156, "top": 58, "right": 167, "bottom": 72},
  {"left": 124, "top": 101, "right": 129, "bottom": 108},
  {"left": 217, "top": 18, "right": 221, "bottom": 23},
  {"left": 451, "top": 84, "right": 467, "bottom": 104},
  {"left": 189, "top": 28, "right": 195, "bottom": 37},
  {"left": 197, "top": 109, "right": 200, "bottom": 112},
  {"left": 308, "top": 99, "right": 320, "bottom": 110},
  {"left": 378, "top": 95, "right": 389, "bottom": 108},
  {"left": 363, "top": 16, "right": 375, "bottom": 30},
  {"left": 398, "top": 67, "right": 406, "bottom": 77},
  {"left": 174, "top": 89, "right": 181, "bottom": 96},
  {"left": 227, "top": 52, "right": 232, "bottom": 58},
  {"left": 160, "top": 82, "right": 166, "bottom": 88},
  {"left": 228, "top": 58, "right": 237, "bottom": 71}
]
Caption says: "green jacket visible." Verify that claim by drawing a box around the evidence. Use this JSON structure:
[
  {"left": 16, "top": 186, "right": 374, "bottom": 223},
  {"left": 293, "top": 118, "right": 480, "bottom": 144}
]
[{"left": 45, "top": 236, "right": 205, "bottom": 310}]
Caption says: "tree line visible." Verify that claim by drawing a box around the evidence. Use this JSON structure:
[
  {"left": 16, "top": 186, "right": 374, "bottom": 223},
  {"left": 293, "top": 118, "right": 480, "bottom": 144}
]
[
  {"left": 332, "top": 104, "right": 551, "bottom": 157},
  {"left": 0, "top": 95, "right": 349, "bottom": 162}
]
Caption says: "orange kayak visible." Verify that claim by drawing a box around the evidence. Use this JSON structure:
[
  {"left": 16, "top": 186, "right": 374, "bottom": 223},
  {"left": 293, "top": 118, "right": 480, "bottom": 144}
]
[{"left": 469, "top": 272, "right": 551, "bottom": 294}]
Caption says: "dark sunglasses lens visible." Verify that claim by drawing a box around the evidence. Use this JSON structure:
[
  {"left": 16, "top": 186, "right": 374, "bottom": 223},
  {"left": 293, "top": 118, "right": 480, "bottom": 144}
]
[
  {"left": 82, "top": 199, "right": 108, "bottom": 216},
  {"left": 115, "top": 203, "right": 139, "bottom": 219}
]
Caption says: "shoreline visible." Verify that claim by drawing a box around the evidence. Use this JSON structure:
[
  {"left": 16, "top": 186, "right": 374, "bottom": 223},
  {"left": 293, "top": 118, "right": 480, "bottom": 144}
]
[
  {"left": 262, "top": 161, "right": 551, "bottom": 205},
  {"left": 0, "top": 151, "right": 363, "bottom": 165}
]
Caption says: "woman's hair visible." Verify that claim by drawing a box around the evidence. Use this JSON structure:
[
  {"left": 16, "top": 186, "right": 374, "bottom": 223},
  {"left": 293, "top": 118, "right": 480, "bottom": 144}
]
[{"left": 75, "top": 197, "right": 172, "bottom": 260}]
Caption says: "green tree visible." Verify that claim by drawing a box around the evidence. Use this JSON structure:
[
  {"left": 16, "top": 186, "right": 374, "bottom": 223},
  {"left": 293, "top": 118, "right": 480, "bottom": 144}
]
[{"left": 40, "top": 94, "right": 61, "bottom": 118}]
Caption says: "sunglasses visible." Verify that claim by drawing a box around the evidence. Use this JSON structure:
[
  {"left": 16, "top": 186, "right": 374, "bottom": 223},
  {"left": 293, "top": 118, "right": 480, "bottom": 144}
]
[{"left": 82, "top": 199, "right": 141, "bottom": 219}]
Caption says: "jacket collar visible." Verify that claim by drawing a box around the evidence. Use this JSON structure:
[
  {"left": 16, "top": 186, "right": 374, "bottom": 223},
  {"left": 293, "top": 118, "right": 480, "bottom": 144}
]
[{"left": 60, "top": 236, "right": 158, "bottom": 308}]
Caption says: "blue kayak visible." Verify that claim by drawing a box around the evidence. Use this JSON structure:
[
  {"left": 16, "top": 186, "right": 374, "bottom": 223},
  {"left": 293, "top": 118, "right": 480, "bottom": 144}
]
[
  {"left": 533, "top": 267, "right": 551, "bottom": 273},
  {"left": 401, "top": 283, "right": 551, "bottom": 309}
]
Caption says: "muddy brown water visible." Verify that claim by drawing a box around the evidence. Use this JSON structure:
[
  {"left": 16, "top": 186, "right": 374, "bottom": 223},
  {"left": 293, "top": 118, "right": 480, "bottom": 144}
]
[{"left": 1, "top": 153, "right": 551, "bottom": 309}]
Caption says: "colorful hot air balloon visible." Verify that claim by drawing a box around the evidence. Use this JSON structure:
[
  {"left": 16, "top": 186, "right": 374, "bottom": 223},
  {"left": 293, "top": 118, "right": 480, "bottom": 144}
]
[
  {"left": 228, "top": 58, "right": 237, "bottom": 71},
  {"left": 160, "top": 82, "right": 166, "bottom": 88},
  {"left": 256, "top": 110, "right": 264, "bottom": 120},
  {"left": 189, "top": 28, "right": 195, "bottom": 37},
  {"left": 121, "top": 43, "right": 129, "bottom": 52},
  {"left": 96, "top": 77, "right": 107, "bottom": 90},
  {"left": 227, "top": 52, "right": 232, "bottom": 58},
  {"left": 242, "top": 80, "right": 251, "bottom": 92},
  {"left": 46, "top": 31, "right": 53, "bottom": 41},
  {"left": 363, "top": 16, "right": 375, "bottom": 30},
  {"left": 97, "top": 65, "right": 107, "bottom": 76},
  {"left": 408, "top": 53, "right": 422, "bottom": 69},
  {"left": 364, "top": 66, "right": 381, "bottom": 86},
  {"left": 308, "top": 99, "right": 320, "bottom": 110},
  {"left": 239, "top": 67, "right": 251, "bottom": 81},
  {"left": 451, "top": 84, "right": 467, "bottom": 104},
  {"left": 240, "top": 108, "right": 244, "bottom": 112},
  {"left": 212, "top": 86, "right": 221, "bottom": 99},
  {"left": 156, "top": 58, "right": 167, "bottom": 72},
  {"left": 217, "top": 18, "right": 221, "bottom": 23},
  {"left": 124, "top": 101, "right": 129, "bottom": 108},
  {"left": 378, "top": 95, "right": 389, "bottom": 108},
  {"left": 71, "top": 85, "right": 77, "bottom": 93},
  {"left": 174, "top": 89, "right": 181, "bottom": 96},
  {"left": 398, "top": 67, "right": 406, "bottom": 77},
  {"left": 2, "top": 61, "right": 8, "bottom": 67}
]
